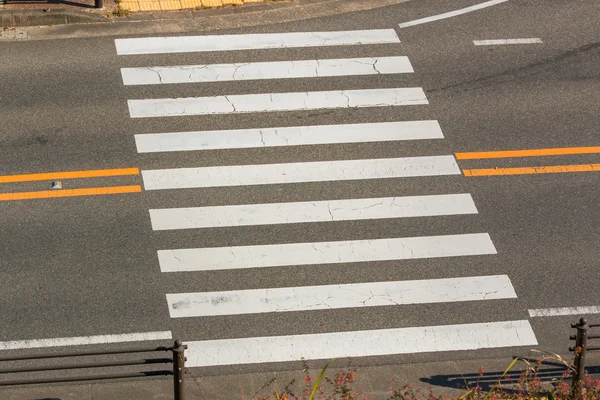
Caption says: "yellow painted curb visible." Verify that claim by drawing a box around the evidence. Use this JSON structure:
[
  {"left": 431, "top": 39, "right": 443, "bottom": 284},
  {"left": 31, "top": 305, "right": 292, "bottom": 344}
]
[{"left": 119, "top": 0, "right": 277, "bottom": 12}]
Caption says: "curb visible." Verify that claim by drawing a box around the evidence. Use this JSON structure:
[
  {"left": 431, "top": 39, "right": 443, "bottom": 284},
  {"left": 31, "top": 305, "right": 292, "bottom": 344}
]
[
  {"left": 0, "top": 9, "right": 109, "bottom": 27},
  {"left": 124, "top": 0, "right": 296, "bottom": 22},
  {"left": 13, "top": 0, "right": 411, "bottom": 40},
  {"left": 119, "top": 0, "right": 287, "bottom": 13},
  {"left": 0, "top": 0, "right": 307, "bottom": 27}
]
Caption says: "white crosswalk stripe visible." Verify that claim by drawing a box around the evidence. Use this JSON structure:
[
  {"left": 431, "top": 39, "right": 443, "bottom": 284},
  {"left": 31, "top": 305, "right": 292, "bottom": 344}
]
[
  {"left": 115, "top": 29, "right": 400, "bottom": 55},
  {"left": 167, "top": 275, "right": 516, "bottom": 317},
  {"left": 121, "top": 56, "right": 414, "bottom": 85},
  {"left": 134, "top": 121, "right": 444, "bottom": 153},
  {"left": 142, "top": 156, "right": 460, "bottom": 190},
  {"left": 185, "top": 320, "right": 537, "bottom": 367},
  {"left": 128, "top": 88, "right": 428, "bottom": 118},
  {"left": 150, "top": 194, "right": 478, "bottom": 230},
  {"left": 116, "top": 28, "right": 533, "bottom": 367},
  {"left": 158, "top": 233, "right": 497, "bottom": 272}
]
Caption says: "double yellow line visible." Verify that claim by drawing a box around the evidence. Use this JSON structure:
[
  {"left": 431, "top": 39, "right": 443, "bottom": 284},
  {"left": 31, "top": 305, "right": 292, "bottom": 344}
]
[
  {"left": 0, "top": 168, "right": 141, "bottom": 201},
  {"left": 457, "top": 146, "right": 600, "bottom": 177}
]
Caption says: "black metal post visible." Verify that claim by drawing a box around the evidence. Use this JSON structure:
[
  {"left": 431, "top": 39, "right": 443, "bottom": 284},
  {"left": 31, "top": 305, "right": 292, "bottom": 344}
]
[
  {"left": 172, "top": 340, "right": 186, "bottom": 400},
  {"left": 571, "top": 317, "right": 589, "bottom": 396},
  {"left": 95, "top": 0, "right": 103, "bottom": 9}
]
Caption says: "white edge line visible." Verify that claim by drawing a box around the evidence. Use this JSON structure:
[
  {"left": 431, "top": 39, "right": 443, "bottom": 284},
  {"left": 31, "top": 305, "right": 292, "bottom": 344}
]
[
  {"left": 398, "top": 0, "right": 509, "bottom": 28},
  {"left": 0, "top": 331, "right": 173, "bottom": 351},
  {"left": 529, "top": 306, "right": 600, "bottom": 318}
]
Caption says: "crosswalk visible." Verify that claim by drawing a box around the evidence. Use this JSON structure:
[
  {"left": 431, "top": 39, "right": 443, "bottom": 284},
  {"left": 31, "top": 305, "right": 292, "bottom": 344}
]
[
  {"left": 116, "top": 29, "right": 536, "bottom": 368},
  {"left": 134, "top": 121, "right": 443, "bottom": 152},
  {"left": 121, "top": 56, "right": 414, "bottom": 85}
]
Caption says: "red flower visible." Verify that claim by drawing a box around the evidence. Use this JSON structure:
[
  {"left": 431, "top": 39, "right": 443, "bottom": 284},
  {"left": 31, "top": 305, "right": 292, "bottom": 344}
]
[{"left": 346, "top": 372, "right": 355, "bottom": 382}]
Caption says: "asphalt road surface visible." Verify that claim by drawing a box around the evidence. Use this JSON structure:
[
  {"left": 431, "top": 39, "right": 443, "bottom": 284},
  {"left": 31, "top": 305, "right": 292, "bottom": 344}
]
[{"left": 0, "top": 0, "right": 599, "bottom": 379}]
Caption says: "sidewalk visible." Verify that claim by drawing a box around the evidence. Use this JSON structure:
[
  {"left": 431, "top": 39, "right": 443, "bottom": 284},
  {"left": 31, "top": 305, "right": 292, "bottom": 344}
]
[{"left": 0, "top": 353, "right": 592, "bottom": 400}]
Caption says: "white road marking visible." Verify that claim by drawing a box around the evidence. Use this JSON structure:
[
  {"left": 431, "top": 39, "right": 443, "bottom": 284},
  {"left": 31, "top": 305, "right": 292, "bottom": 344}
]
[
  {"left": 121, "top": 56, "right": 414, "bottom": 85},
  {"left": 158, "top": 233, "right": 497, "bottom": 272},
  {"left": 167, "top": 275, "right": 516, "bottom": 317},
  {"left": 141, "top": 156, "right": 460, "bottom": 190},
  {"left": 150, "top": 194, "right": 478, "bottom": 230},
  {"left": 529, "top": 306, "right": 600, "bottom": 318},
  {"left": 134, "top": 121, "right": 443, "bottom": 153},
  {"left": 128, "top": 88, "right": 428, "bottom": 118},
  {"left": 473, "top": 38, "right": 543, "bottom": 46},
  {"left": 0, "top": 331, "right": 173, "bottom": 351},
  {"left": 185, "top": 320, "right": 537, "bottom": 367},
  {"left": 115, "top": 29, "right": 400, "bottom": 55},
  {"left": 398, "top": 0, "right": 508, "bottom": 28}
]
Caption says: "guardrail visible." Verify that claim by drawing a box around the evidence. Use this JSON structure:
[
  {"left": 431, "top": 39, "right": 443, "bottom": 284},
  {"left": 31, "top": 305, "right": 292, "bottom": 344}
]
[{"left": 0, "top": 339, "right": 187, "bottom": 399}]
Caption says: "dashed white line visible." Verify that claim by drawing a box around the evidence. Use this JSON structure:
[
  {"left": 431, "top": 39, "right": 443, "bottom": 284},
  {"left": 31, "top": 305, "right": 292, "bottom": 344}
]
[{"left": 474, "top": 38, "right": 543, "bottom": 46}]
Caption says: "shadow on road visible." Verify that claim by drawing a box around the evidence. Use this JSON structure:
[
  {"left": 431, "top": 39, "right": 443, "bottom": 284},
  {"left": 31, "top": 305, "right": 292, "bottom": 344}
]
[{"left": 421, "top": 358, "right": 600, "bottom": 392}]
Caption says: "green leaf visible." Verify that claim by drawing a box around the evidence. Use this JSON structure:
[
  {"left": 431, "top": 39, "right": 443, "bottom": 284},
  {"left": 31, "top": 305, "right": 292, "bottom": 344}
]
[{"left": 308, "top": 359, "right": 335, "bottom": 400}]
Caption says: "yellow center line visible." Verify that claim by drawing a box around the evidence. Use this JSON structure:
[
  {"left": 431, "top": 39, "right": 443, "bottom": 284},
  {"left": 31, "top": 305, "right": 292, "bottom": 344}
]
[
  {"left": 463, "top": 164, "right": 600, "bottom": 176},
  {"left": 0, "top": 168, "right": 140, "bottom": 184},
  {"left": 456, "top": 146, "right": 600, "bottom": 160},
  {"left": 0, "top": 185, "right": 142, "bottom": 201}
]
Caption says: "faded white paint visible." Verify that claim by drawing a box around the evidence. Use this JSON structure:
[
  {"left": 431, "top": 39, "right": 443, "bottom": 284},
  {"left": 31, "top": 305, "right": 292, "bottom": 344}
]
[
  {"left": 128, "top": 88, "right": 428, "bottom": 118},
  {"left": 473, "top": 38, "right": 543, "bottom": 46},
  {"left": 150, "top": 194, "right": 478, "bottom": 230},
  {"left": 185, "top": 320, "right": 537, "bottom": 367},
  {"left": 134, "top": 121, "right": 444, "bottom": 153},
  {"left": 158, "top": 233, "right": 497, "bottom": 272},
  {"left": 115, "top": 29, "right": 400, "bottom": 55},
  {"left": 0, "top": 331, "right": 173, "bottom": 351},
  {"left": 398, "top": 0, "right": 508, "bottom": 28},
  {"left": 529, "top": 306, "right": 600, "bottom": 318},
  {"left": 141, "top": 156, "right": 460, "bottom": 190},
  {"left": 167, "top": 275, "right": 516, "bottom": 317},
  {"left": 121, "top": 56, "right": 414, "bottom": 85}
]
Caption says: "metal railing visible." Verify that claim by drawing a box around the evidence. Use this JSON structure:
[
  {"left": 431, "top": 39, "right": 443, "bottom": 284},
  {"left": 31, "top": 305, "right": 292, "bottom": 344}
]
[
  {"left": 570, "top": 318, "right": 599, "bottom": 396},
  {"left": 0, "top": 339, "right": 187, "bottom": 399}
]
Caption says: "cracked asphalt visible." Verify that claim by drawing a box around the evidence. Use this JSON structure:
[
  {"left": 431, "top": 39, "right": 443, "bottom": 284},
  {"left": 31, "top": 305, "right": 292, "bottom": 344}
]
[{"left": 0, "top": 0, "right": 599, "bottom": 381}]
